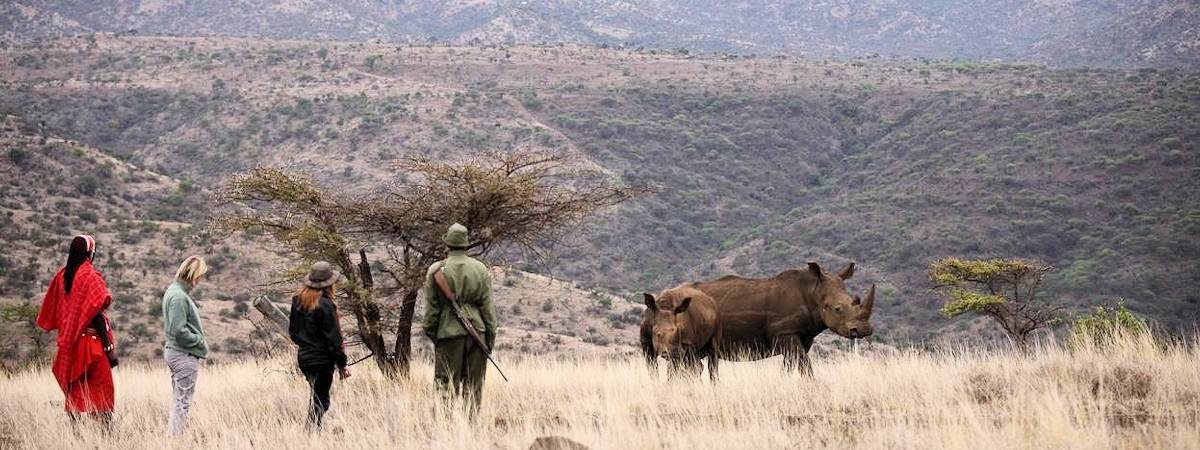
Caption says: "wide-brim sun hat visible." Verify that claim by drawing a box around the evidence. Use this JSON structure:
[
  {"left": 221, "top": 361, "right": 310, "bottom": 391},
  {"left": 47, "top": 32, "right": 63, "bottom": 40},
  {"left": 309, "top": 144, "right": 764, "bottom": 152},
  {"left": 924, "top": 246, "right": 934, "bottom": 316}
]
[
  {"left": 442, "top": 223, "right": 470, "bottom": 247},
  {"left": 303, "top": 261, "right": 344, "bottom": 289}
]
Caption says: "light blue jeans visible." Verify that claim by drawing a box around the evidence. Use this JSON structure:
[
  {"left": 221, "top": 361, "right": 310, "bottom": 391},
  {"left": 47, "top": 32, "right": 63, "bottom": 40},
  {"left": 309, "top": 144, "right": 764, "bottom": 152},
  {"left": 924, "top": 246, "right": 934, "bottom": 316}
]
[{"left": 165, "top": 347, "right": 200, "bottom": 436}]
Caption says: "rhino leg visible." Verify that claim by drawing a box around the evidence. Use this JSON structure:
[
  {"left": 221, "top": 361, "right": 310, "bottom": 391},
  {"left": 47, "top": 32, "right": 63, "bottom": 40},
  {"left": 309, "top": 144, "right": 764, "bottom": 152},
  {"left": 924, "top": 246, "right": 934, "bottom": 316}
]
[
  {"left": 640, "top": 324, "right": 657, "bottom": 370},
  {"left": 685, "top": 353, "right": 704, "bottom": 378},
  {"left": 641, "top": 339, "right": 658, "bottom": 370},
  {"left": 705, "top": 326, "right": 715, "bottom": 381},
  {"left": 799, "top": 336, "right": 815, "bottom": 376},
  {"left": 706, "top": 345, "right": 719, "bottom": 382},
  {"left": 777, "top": 334, "right": 814, "bottom": 377}
]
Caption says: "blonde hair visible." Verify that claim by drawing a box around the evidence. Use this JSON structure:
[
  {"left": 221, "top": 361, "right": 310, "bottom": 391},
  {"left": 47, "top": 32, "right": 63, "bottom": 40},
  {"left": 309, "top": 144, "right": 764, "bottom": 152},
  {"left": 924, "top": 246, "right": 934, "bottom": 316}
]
[{"left": 175, "top": 256, "right": 209, "bottom": 287}]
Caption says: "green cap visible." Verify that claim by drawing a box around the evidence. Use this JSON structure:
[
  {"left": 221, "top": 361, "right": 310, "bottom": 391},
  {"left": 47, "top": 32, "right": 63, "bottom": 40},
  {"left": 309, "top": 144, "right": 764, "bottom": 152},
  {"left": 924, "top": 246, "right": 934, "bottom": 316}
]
[{"left": 442, "top": 223, "right": 470, "bottom": 248}]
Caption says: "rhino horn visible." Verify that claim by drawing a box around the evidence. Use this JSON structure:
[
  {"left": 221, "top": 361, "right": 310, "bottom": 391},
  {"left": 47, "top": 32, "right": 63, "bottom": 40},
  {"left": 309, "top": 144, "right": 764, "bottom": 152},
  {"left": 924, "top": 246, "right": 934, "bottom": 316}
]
[
  {"left": 863, "top": 284, "right": 876, "bottom": 310},
  {"left": 643, "top": 293, "right": 656, "bottom": 309}
]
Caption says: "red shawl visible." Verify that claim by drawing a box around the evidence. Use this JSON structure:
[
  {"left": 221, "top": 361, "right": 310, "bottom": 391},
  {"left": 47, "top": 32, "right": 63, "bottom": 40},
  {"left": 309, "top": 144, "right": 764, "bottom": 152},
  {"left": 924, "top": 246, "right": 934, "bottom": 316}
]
[{"left": 36, "top": 260, "right": 113, "bottom": 391}]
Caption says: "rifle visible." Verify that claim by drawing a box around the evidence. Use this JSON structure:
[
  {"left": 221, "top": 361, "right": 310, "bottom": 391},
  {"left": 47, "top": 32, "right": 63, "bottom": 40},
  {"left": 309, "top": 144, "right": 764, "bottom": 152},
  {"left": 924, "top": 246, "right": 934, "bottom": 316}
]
[{"left": 433, "top": 265, "right": 509, "bottom": 382}]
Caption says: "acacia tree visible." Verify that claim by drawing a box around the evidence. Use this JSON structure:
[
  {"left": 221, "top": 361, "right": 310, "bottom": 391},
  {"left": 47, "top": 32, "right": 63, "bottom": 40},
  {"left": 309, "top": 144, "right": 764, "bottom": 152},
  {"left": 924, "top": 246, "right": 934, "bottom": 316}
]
[
  {"left": 929, "top": 257, "right": 1063, "bottom": 352},
  {"left": 1069, "top": 301, "right": 1149, "bottom": 349},
  {"left": 211, "top": 167, "right": 396, "bottom": 373},
  {"left": 213, "top": 150, "right": 637, "bottom": 377},
  {"left": 356, "top": 150, "right": 639, "bottom": 372}
]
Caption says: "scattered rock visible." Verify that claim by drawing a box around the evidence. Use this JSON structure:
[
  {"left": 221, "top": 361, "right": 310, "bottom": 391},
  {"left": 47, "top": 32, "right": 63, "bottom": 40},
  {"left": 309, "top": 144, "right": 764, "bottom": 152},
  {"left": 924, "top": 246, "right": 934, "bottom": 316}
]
[{"left": 529, "top": 436, "right": 589, "bottom": 450}]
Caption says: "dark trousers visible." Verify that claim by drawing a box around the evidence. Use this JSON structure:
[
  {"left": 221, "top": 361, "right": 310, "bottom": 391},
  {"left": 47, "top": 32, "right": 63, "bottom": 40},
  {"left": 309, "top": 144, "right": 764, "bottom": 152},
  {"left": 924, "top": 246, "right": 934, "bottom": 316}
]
[
  {"left": 434, "top": 336, "right": 487, "bottom": 415},
  {"left": 300, "top": 365, "right": 335, "bottom": 429}
]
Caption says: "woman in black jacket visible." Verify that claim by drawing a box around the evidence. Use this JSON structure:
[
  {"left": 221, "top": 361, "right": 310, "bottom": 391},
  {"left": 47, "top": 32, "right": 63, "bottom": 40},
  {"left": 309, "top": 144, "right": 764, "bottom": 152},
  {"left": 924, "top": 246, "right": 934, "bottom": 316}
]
[{"left": 288, "top": 261, "right": 350, "bottom": 430}]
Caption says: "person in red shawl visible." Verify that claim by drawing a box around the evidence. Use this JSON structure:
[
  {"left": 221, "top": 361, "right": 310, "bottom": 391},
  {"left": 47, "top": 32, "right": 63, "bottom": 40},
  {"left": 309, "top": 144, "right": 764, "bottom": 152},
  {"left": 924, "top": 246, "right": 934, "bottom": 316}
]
[{"left": 36, "top": 234, "right": 118, "bottom": 425}]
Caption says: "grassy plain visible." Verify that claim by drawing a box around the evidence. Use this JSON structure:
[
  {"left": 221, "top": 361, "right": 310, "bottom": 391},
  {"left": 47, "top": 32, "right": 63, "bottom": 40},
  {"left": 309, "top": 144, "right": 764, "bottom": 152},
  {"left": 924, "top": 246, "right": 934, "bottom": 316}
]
[{"left": 1, "top": 333, "right": 1196, "bottom": 449}]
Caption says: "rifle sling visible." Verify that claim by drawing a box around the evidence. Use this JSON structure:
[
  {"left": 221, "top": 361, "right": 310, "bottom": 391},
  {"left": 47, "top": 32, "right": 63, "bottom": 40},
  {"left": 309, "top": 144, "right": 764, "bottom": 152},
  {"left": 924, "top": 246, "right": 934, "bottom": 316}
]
[
  {"left": 433, "top": 265, "right": 491, "bottom": 350},
  {"left": 432, "top": 263, "right": 509, "bottom": 382}
]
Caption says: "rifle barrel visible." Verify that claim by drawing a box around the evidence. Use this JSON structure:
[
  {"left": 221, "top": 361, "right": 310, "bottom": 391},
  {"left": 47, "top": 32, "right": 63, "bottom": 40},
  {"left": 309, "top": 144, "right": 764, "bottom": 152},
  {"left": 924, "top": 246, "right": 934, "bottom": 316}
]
[{"left": 436, "top": 267, "right": 510, "bottom": 382}]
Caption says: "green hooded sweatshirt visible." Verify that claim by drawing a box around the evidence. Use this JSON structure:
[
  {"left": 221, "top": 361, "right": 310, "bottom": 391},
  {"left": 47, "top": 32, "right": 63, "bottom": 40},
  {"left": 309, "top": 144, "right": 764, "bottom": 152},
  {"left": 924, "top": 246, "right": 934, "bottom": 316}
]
[{"left": 162, "top": 281, "right": 208, "bottom": 358}]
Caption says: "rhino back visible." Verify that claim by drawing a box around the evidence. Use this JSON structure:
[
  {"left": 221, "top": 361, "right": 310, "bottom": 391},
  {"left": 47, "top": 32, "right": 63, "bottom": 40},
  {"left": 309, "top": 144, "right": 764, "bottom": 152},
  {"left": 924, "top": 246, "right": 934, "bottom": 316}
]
[{"left": 693, "top": 272, "right": 823, "bottom": 359}]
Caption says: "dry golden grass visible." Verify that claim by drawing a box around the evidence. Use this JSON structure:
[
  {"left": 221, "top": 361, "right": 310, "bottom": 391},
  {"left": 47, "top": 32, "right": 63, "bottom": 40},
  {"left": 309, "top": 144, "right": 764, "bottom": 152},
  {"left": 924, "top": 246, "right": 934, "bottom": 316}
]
[{"left": 1, "top": 333, "right": 1197, "bottom": 449}]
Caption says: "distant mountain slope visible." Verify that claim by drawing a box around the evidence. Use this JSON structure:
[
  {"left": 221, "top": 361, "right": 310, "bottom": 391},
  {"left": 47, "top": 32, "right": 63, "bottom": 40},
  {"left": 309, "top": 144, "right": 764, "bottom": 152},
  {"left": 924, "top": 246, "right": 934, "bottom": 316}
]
[
  {"left": 0, "top": 37, "right": 1196, "bottom": 346},
  {"left": 2, "top": 1, "right": 1197, "bottom": 68}
]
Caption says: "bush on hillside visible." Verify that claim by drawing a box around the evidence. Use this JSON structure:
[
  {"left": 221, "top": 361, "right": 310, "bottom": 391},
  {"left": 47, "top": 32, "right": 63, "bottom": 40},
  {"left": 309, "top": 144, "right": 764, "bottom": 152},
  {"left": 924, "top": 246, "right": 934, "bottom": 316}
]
[{"left": 1069, "top": 301, "right": 1148, "bottom": 349}]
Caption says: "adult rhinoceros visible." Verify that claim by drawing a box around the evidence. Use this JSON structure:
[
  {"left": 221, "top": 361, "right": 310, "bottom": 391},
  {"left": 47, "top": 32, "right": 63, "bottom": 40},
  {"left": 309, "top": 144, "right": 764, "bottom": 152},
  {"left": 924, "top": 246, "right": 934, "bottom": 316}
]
[{"left": 641, "top": 262, "right": 875, "bottom": 376}]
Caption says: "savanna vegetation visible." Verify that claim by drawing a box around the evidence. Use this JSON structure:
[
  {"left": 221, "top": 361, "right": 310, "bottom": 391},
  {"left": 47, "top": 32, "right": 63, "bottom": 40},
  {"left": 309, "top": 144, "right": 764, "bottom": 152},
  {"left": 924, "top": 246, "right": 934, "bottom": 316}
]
[
  {"left": 0, "top": 37, "right": 1197, "bottom": 360},
  {"left": 0, "top": 330, "right": 1194, "bottom": 449},
  {"left": 0, "top": 26, "right": 1195, "bottom": 450}
]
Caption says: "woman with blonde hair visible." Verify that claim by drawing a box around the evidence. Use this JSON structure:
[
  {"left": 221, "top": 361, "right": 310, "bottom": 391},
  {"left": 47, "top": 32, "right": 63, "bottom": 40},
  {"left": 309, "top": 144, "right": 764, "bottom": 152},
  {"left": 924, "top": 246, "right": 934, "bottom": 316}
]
[
  {"left": 161, "top": 255, "right": 209, "bottom": 436},
  {"left": 288, "top": 261, "right": 350, "bottom": 431}
]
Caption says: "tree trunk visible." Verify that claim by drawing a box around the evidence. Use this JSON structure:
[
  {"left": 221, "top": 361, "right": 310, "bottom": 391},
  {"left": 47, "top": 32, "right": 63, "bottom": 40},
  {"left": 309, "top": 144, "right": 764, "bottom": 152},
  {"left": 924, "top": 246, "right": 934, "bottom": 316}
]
[
  {"left": 1011, "top": 332, "right": 1031, "bottom": 355},
  {"left": 392, "top": 289, "right": 420, "bottom": 375},
  {"left": 331, "top": 250, "right": 403, "bottom": 377},
  {"left": 252, "top": 296, "right": 291, "bottom": 340},
  {"left": 346, "top": 297, "right": 399, "bottom": 377}
]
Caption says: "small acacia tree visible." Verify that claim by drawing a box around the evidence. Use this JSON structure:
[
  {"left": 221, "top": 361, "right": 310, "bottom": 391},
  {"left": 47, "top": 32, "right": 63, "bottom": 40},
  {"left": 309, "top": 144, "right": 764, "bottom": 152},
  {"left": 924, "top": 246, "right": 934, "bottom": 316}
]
[
  {"left": 211, "top": 167, "right": 394, "bottom": 372},
  {"left": 1069, "top": 301, "right": 1148, "bottom": 348},
  {"left": 213, "top": 150, "right": 637, "bottom": 377},
  {"left": 356, "top": 151, "right": 639, "bottom": 372},
  {"left": 930, "top": 257, "right": 1063, "bottom": 352}
]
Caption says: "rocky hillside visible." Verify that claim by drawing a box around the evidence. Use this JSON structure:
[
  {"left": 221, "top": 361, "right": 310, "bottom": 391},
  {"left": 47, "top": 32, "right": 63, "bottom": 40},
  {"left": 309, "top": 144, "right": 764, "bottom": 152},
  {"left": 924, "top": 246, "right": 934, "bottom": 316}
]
[
  {"left": 0, "top": 37, "right": 1197, "bottom": 352},
  {"left": 0, "top": 112, "right": 650, "bottom": 365},
  {"left": 0, "top": 114, "right": 284, "bottom": 365},
  {"left": 2, "top": 0, "right": 1197, "bottom": 68}
]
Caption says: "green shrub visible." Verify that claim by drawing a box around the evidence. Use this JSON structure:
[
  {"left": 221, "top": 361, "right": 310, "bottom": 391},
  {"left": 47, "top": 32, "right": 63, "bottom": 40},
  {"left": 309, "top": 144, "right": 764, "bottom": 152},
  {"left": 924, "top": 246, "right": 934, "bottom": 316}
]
[
  {"left": 224, "top": 337, "right": 247, "bottom": 354},
  {"left": 518, "top": 90, "right": 542, "bottom": 110},
  {"left": 77, "top": 175, "right": 101, "bottom": 196},
  {"left": 7, "top": 148, "right": 31, "bottom": 167},
  {"left": 0, "top": 302, "right": 38, "bottom": 322},
  {"left": 1069, "top": 301, "right": 1148, "bottom": 348}
]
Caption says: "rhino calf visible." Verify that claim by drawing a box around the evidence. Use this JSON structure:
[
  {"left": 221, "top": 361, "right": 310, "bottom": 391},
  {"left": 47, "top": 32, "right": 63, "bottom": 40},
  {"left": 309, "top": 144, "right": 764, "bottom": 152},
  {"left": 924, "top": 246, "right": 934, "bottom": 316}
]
[{"left": 643, "top": 285, "right": 721, "bottom": 381}]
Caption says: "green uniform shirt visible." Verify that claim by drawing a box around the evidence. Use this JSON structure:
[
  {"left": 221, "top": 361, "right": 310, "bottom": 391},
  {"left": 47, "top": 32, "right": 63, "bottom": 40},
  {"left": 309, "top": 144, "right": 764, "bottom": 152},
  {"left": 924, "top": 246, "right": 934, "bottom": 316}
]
[
  {"left": 422, "top": 250, "right": 497, "bottom": 341},
  {"left": 162, "top": 281, "right": 208, "bottom": 358}
]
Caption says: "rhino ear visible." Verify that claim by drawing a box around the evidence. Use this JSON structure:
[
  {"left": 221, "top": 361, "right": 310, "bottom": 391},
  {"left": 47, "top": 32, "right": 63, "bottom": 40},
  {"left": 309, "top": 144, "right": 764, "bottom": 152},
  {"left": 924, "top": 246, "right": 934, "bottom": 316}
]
[
  {"left": 643, "top": 293, "right": 656, "bottom": 309},
  {"left": 838, "top": 262, "right": 855, "bottom": 280},
  {"left": 807, "top": 262, "right": 824, "bottom": 282},
  {"left": 673, "top": 297, "right": 692, "bottom": 314}
]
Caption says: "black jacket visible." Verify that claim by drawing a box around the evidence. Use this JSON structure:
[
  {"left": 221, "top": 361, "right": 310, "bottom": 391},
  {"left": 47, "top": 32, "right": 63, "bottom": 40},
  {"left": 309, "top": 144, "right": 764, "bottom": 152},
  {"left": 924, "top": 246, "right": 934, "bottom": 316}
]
[{"left": 288, "top": 296, "right": 348, "bottom": 369}]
